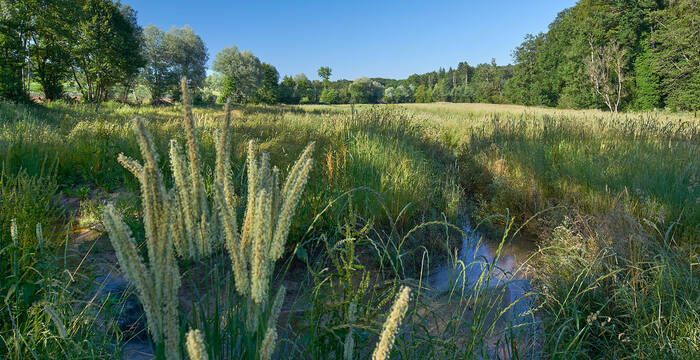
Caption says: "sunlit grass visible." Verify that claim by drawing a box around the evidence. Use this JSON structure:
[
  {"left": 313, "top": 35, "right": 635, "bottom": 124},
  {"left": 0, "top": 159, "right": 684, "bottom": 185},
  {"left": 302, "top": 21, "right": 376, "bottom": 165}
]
[{"left": 1, "top": 100, "right": 697, "bottom": 359}]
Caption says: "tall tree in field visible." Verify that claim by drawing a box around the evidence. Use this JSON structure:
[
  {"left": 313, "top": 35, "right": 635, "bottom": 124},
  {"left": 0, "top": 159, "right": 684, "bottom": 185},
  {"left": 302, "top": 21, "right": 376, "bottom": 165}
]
[
  {"left": 212, "top": 45, "right": 262, "bottom": 103},
  {"left": 70, "top": 0, "right": 144, "bottom": 102},
  {"left": 317, "top": 66, "right": 331, "bottom": 87},
  {"left": 163, "top": 25, "right": 207, "bottom": 97},
  {"left": 584, "top": 41, "right": 626, "bottom": 112},
  {"left": 413, "top": 84, "right": 431, "bottom": 103},
  {"left": 505, "top": 33, "right": 552, "bottom": 106},
  {"left": 650, "top": 0, "right": 700, "bottom": 111},
  {"left": 141, "top": 24, "right": 208, "bottom": 102},
  {"left": 141, "top": 25, "right": 171, "bottom": 102}
]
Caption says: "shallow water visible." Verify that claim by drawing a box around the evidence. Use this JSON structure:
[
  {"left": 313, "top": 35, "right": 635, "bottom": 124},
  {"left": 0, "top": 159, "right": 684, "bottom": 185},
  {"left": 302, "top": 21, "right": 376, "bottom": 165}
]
[{"left": 429, "top": 216, "right": 539, "bottom": 357}]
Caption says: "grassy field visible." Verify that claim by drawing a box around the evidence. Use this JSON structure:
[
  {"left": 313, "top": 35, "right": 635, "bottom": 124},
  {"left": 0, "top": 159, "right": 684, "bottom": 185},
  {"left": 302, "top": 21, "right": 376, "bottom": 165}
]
[{"left": 1, "top": 100, "right": 698, "bottom": 359}]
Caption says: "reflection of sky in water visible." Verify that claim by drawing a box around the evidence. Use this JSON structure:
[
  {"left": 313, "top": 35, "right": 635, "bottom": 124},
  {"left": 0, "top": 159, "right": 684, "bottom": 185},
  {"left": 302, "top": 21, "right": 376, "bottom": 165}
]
[{"left": 430, "top": 217, "right": 534, "bottom": 325}]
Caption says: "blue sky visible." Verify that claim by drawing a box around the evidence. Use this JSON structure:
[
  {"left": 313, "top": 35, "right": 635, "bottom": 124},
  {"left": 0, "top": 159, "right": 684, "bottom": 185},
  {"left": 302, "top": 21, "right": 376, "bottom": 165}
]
[{"left": 126, "top": 0, "right": 578, "bottom": 80}]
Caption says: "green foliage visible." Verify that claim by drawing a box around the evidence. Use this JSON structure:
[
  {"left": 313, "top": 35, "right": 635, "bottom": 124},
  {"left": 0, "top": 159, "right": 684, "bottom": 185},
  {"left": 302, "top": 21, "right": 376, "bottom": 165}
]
[
  {"left": 505, "top": 33, "right": 553, "bottom": 106},
  {"left": 70, "top": 0, "right": 145, "bottom": 102},
  {"left": 213, "top": 45, "right": 263, "bottom": 103},
  {"left": 650, "top": 0, "right": 700, "bottom": 111},
  {"left": 0, "top": 168, "right": 60, "bottom": 274},
  {"left": 140, "top": 25, "right": 208, "bottom": 102},
  {"left": 277, "top": 75, "right": 298, "bottom": 104},
  {"left": 632, "top": 37, "right": 661, "bottom": 110},
  {"left": 413, "top": 84, "right": 431, "bottom": 103},
  {"left": 293, "top": 73, "right": 316, "bottom": 104},
  {"left": 317, "top": 66, "right": 331, "bottom": 85},
  {"left": 253, "top": 63, "right": 279, "bottom": 104},
  {"left": 471, "top": 60, "right": 510, "bottom": 104},
  {"left": 349, "top": 77, "right": 384, "bottom": 104},
  {"left": 319, "top": 88, "right": 340, "bottom": 104},
  {"left": 0, "top": 0, "right": 31, "bottom": 102},
  {"left": 164, "top": 26, "right": 208, "bottom": 93},
  {"left": 28, "top": 0, "right": 78, "bottom": 101},
  {"left": 535, "top": 220, "right": 699, "bottom": 358},
  {"left": 141, "top": 25, "right": 172, "bottom": 102},
  {"left": 504, "top": 0, "right": 699, "bottom": 112}
]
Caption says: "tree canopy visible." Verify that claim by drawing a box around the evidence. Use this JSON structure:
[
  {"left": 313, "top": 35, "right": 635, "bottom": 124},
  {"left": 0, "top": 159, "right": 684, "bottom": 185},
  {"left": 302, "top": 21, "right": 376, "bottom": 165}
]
[{"left": 212, "top": 45, "right": 263, "bottom": 103}]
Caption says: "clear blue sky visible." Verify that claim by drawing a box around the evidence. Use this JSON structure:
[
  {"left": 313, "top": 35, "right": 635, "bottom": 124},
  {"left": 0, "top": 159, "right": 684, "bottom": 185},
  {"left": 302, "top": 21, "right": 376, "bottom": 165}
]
[{"left": 126, "top": 0, "right": 578, "bottom": 81}]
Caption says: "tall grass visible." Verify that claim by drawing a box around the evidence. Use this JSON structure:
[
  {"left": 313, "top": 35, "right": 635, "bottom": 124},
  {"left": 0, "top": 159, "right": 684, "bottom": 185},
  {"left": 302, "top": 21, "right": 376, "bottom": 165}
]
[
  {"left": 1, "top": 99, "right": 697, "bottom": 359},
  {"left": 534, "top": 216, "right": 699, "bottom": 358},
  {"left": 0, "top": 169, "right": 118, "bottom": 358}
]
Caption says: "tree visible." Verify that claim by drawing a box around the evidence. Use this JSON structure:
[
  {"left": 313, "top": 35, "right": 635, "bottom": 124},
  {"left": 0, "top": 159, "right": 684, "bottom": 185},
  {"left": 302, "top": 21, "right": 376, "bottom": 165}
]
[
  {"left": 0, "top": 0, "right": 32, "bottom": 102},
  {"left": 505, "top": 33, "right": 552, "bottom": 106},
  {"left": 70, "top": 0, "right": 144, "bottom": 102},
  {"left": 140, "top": 25, "right": 171, "bottom": 102},
  {"left": 320, "top": 88, "right": 339, "bottom": 104},
  {"left": 29, "top": 0, "right": 79, "bottom": 100},
  {"left": 383, "top": 86, "right": 395, "bottom": 103},
  {"left": 212, "top": 45, "right": 262, "bottom": 103},
  {"left": 633, "top": 37, "right": 660, "bottom": 110},
  {"left": 317, "top": 66, "right": 331, "bottom": 87},
  {"left": 293, "top": 73, "right": 314, "bottom": 103},
  {"left": 650, "top": 0, "right": 700, "bottom": 111},
  {"left": 349, "top": 77, "right": 383, "bottom": 103},
  {"left": 584, "top": 41, "right": 626, "bottom": 112},
  {"left": 141, "top": 25, "right": 208, "bottom": 102},
  {"left": 164, "top": 25, "right": 207, "bottom": 95},
  {"left": 413, "top": 84, "right": 431, "bottom": 103},
  {"left": 396, "top": 84, "right": 413, "bottom": 103},
  {"left": 278, "top": 75, "right": 298, "bottom": 104},
  {"left": 253, "top": 62, "right": 279, "bottom": 104},
  {"left": 433, "top": 77, "right": 451, "bottom": 102}
]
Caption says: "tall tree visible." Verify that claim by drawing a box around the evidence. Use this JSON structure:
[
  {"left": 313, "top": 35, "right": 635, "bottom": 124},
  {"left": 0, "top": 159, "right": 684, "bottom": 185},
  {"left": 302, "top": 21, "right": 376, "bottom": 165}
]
[
  {"left": 70, "top": 0, "right": 144, "bottom": 102},
  {"left": 141, "top": 24, "right": 208, "bottom": 102},
  {"left": 164, "top": 25, "right": 207, "bottom": 95},
  {"left": 584, "top": 41, "right": 626, "bottom": 112},
  {"left": 293, "top": 73, "right": 314, "bottom": 103},
  {"left": 278, "top": 75, "right": 298, "bottom": 104},
  {"left": 632, "top": 36, "right": 661, "bottom": 110},
  {"left": 317, "top": 66, "right": 331, "bottom": 87},
  {"left": 349, "top": 77, "right": 383, "bottom": 104},
  {"left": 28, "top": 0, "right": 80, "bottom": 100},
  {"left": 212, "top": 45, "right": 262, "bottom": 103},
  {"left": 140, "top": 25, "right": 171, "bottom": 102}
]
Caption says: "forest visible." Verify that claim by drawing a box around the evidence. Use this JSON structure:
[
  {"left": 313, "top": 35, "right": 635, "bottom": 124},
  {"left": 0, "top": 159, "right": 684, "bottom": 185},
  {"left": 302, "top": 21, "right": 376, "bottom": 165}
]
[{"left": 2, "top": 0, "right": 698, "bottom": 112}]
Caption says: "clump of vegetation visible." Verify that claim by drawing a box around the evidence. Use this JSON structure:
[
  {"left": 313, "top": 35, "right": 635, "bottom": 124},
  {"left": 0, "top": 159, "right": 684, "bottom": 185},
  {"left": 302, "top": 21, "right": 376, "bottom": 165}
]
[
  {"left": 103, "top": 79, "right": 315, "bottom": 359},
  {"left": 534, "top": 217, "right": 699, "bottom": 358}
]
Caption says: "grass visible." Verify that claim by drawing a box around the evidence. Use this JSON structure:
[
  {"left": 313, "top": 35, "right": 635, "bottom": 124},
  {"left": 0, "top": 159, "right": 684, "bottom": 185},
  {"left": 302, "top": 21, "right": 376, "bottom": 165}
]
[{"left": 0, "top": 99, "right": 697, "bottom": 359}]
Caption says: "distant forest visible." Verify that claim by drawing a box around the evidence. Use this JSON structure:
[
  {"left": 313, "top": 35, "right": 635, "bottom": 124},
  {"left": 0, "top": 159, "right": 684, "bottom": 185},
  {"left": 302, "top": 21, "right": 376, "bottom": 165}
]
[{"left": 1, "top": 0, "right": 698, "bottom": 111}]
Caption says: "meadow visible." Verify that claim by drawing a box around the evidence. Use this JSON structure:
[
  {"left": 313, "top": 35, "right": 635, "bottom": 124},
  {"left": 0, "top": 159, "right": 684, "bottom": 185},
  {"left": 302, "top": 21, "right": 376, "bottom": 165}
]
[{"left": 1, "top": 98, "right": 698, "bottom": 359}]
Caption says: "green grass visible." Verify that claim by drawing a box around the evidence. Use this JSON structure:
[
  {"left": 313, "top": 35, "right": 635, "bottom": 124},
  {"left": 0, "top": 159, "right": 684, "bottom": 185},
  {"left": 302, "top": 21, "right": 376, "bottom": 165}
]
[{"left": 0, "top": 100, "right": 697, "bottom": 359}]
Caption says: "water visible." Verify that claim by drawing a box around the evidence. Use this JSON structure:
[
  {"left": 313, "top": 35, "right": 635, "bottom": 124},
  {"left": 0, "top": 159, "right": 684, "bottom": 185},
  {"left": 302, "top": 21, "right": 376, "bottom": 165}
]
[{"left": 430, "top": 216, "right": 539, "bottom": 357}]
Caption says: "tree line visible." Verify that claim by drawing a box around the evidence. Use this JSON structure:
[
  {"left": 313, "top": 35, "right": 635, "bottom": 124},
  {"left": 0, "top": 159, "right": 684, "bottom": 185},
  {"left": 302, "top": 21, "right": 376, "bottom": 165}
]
[
  {"left": 506, "top": 0, "right": 698, "bottom": 112},
  {"left": 1, "top": 0, "right": 697, "bottom": 112}
]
